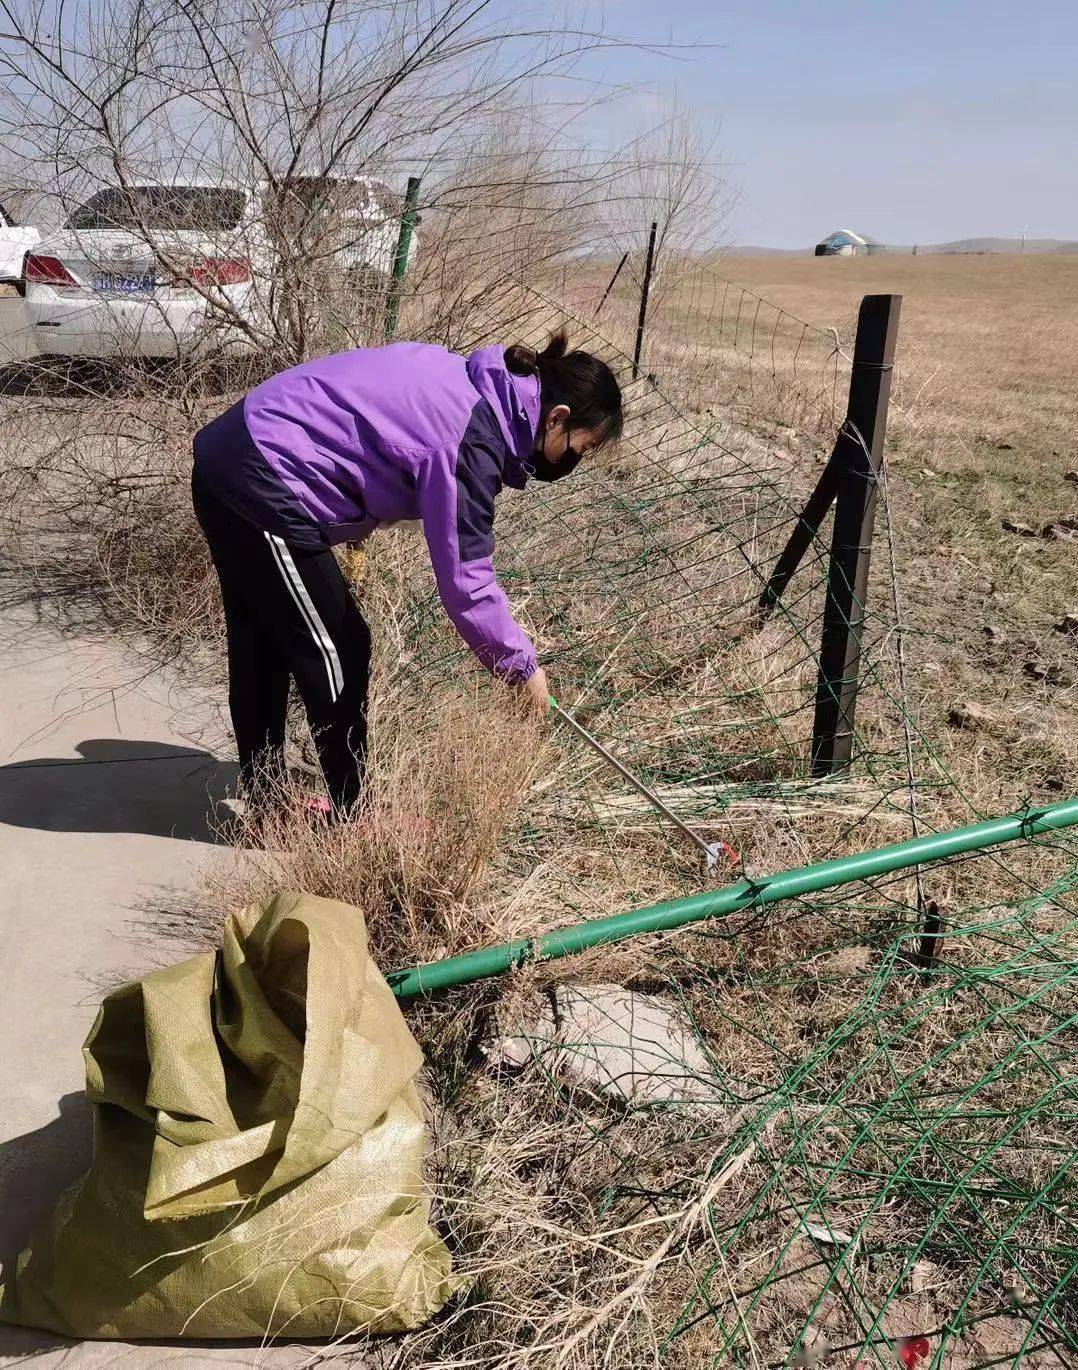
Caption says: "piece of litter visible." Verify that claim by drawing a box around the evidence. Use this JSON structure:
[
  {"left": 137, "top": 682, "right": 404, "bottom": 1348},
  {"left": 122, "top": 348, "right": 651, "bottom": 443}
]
[
  {"left": 898, "top": 1335, "right": 931, "bottom": 1368},
  {"left": 790, "top": 1329, "right": 829, "bottom": 1367},
  {"left": 1005, "top": 1276, "right": 1035, "bottom": 1309},
  {"left": 801, "top": 1215, "right": 856, "bottom": 1247}
]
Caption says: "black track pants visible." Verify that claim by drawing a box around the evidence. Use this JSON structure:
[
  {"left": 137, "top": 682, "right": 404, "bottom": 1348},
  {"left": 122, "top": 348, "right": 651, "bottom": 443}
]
[{"left": 192, "top": 473, "right": 370, "bottom": 814}]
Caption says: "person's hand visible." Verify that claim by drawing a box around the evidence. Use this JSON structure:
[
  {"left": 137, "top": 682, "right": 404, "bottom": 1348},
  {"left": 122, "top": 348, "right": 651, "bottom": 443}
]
[{"left": 515, "top": 665, "right": 551, "bottom": 715}]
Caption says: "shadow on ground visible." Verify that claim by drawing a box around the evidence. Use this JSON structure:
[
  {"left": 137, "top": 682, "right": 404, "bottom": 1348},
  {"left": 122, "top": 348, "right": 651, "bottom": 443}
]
[
  {"left": 0, "top": 1092, "right": 91, "bottom": 1267},
  {"left": 0, "top": 740, "right": 238, "bottom": 843}
]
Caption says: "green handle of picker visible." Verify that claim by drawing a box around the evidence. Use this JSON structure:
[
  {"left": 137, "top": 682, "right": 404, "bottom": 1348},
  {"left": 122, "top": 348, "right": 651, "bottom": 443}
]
[{"left": 385, "top": 796, "right": 1078, "bottom": 999}]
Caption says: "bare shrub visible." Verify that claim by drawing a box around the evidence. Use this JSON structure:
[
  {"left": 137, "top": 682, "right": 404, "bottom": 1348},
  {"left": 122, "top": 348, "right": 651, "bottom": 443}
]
[
  {"left": 207, "top": 686, "right": 551, "bottom": 972},
  {"left": 0, "top": 0, "right": 634, "bottom": 360}
]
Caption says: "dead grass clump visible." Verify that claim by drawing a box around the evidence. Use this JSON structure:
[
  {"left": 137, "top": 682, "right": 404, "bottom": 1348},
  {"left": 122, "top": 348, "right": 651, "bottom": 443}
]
[{"left": 204, "top": 688, "right": 550, "bottom": 974}]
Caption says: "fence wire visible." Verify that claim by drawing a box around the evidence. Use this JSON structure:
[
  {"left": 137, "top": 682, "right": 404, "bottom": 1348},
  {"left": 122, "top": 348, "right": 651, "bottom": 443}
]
[
  {"left": 383, "top": 260, "right": 1078, "bottom": 1369},
  {"left": 1, "top": 224, "right": 1073, "bottom": 1367}
]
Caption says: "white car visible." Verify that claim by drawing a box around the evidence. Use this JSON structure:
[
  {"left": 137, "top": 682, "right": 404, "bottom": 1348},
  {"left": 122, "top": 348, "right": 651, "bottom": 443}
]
[
  {"left": 0, "top": 199, "right": 41, "bottom": 364},
  {"left": 19, "top": 177, "right": 413, "bottom": 361}
]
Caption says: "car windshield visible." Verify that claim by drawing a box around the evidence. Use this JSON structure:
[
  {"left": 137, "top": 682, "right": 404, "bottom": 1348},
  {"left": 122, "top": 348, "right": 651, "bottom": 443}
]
[{"left": 66, "top": 186, "right": 247, "bottom": 232}]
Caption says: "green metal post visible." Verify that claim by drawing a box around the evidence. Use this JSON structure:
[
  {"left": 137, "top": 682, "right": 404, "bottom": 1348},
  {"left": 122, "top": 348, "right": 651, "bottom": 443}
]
[
  {"left": 384, "top": 175, "right": 421, "bottom": 341},
  {"left": 386, "top": 797, "right": 1078, "bottom": 998}
]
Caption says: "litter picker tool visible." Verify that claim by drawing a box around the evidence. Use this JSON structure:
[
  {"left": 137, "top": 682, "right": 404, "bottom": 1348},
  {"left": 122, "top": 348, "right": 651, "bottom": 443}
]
[{"left": 549, "top": 696, "right": 740, "bottom": 873}]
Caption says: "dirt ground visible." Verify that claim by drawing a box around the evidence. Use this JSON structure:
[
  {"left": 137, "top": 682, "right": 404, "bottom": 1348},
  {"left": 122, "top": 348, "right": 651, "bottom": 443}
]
[{"left": 714, "top": 252, "right": 1078, "bottom": 815}]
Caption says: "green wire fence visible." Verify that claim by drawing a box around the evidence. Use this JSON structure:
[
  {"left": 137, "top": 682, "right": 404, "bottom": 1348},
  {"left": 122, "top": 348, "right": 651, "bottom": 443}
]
[{"left": 376, "top": 254, "right": 1078, "bottom": 1367}]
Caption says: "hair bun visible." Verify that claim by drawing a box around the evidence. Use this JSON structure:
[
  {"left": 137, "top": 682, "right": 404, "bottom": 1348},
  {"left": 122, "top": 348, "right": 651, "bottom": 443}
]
[
  {"left": 502, "top": 326, "right": 622, "bottom": 451},
  {"left": 504, "top": 328, "right": 570, "bottom": 376},
  {"left": 503, "top": 342, "right": 540, "bottom": 375}
]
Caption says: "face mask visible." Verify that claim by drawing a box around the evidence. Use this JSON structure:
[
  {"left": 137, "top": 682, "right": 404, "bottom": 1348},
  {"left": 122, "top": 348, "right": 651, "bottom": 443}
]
[
  {"left": 529, "top": 428, "right": 585, "bottom": 484},
  {"left": 531, "top": 444, "right": 584, "bottom": 483}
]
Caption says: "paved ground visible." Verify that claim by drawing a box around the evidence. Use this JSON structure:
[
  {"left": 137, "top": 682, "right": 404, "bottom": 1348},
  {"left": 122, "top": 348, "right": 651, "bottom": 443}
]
[{"left": 0, "top": 613, "right": 341, "bottom": 1366}]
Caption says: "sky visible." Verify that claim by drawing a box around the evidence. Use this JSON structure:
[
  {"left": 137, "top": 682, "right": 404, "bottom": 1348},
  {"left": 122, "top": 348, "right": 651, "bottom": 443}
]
[
  {"left": 5, "top": 0, "right": 1073, "bottom": 248},
  {"left": 578, "top": 0, "right": 1078, "bottom": 248}
]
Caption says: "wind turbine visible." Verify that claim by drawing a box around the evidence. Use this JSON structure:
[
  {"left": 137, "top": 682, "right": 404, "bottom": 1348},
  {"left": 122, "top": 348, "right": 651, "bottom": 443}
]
[{"left": 1019, "top": 224, "right": 1030, "bottom": 254}]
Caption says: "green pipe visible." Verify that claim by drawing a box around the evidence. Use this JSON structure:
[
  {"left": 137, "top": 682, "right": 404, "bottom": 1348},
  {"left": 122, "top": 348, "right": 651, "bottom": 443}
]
[
  {"left": 386, "top": 797, "right": 1078, "bottom": 999},
  {"left": 384, "top": 175, "right": 421, "bottom": 340}
]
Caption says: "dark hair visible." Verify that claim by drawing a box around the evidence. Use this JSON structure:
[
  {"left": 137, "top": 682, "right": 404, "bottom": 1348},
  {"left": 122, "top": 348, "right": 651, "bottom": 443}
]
[{"left": 504, "top": 328, "right": 623, "bottom": 448}]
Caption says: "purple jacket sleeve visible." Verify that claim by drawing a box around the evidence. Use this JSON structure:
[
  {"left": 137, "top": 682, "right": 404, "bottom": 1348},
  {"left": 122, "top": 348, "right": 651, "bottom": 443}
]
[{"left": 415, "top": 442, "right": 538, "bottom": 684}]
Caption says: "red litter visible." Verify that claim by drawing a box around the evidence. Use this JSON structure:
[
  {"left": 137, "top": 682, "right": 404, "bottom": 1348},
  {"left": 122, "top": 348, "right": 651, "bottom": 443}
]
[{"left": 898, "top": 1336, "right": 931, "bottom": 1368}]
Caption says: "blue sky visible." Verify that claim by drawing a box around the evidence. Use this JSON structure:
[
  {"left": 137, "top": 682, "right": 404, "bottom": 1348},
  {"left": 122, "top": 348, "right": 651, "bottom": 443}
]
[{"left": 578, "top": 0, "right": 1077, "bottom": 247}]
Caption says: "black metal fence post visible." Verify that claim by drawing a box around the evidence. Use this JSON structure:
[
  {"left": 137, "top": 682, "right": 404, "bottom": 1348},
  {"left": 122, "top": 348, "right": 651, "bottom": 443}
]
[
  {"left": 594, "top": 250, "right": 629, "bottom": 318},
  {"left": 810, "top": 293, "right": 901, "bottom": 775},
  {"left": 756, "top": 452, "right": 841, "bottom": 618},
  {"left": 632, "top": 222, "right": 658, "bottom": 379}
]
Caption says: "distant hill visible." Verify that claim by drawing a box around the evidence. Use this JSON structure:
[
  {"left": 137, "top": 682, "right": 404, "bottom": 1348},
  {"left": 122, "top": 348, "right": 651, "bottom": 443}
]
[
  {"left": 726, "top": 245, "right": 809, "bottom": 258},
  {"left": 730, "top": 237, "right": 1078, "bottom": 257},
  {"left": 919, "top": 237, "right": 1078, "bottom": 255}
]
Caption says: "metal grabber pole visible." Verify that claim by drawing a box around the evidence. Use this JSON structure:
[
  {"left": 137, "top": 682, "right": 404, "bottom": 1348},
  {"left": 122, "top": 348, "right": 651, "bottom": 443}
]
[{"left": 549, "top": 696, "right": 739, "bottom": 873}]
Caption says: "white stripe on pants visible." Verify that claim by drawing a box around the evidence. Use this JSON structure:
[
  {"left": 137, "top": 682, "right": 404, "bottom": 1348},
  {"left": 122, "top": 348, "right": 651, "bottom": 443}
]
[{"left": 264, "top": 532, "right": 344, "bottom": 703}]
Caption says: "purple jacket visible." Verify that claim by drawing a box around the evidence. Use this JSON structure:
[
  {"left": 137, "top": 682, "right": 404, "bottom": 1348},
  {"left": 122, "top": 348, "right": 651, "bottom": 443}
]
[{"left": 193, "top": 343, "right": 541, "bottom": 683}]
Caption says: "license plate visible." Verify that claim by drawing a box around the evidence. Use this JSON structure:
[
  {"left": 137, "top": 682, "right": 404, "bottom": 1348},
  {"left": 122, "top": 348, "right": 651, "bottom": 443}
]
[{"left": 92, "top": 271, "right": 156, "bottom": 294}]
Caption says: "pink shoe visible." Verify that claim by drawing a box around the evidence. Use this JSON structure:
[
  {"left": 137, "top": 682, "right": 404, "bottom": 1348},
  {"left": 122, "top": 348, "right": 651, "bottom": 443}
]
[{"left": 302, "top": 794, "right": 336, "bottom": 824}]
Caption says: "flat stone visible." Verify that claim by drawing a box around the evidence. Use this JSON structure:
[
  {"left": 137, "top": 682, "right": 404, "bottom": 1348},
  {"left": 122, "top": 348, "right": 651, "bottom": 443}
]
[{"left": 486, "top": 985, "right": 725, "bottom": 1107}]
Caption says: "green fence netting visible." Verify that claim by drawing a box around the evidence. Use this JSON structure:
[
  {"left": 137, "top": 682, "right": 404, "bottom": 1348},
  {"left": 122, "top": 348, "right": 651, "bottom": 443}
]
[{"left": 376, "top": 264, "right": 1078, "bottom": 1368}]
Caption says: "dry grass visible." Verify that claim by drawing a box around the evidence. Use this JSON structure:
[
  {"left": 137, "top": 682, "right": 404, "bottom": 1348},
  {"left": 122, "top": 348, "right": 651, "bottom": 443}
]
[
  {"left": 642, "top": 253, "right": 1078, "bottom": 821},
  {"left": 208, "top": 686, "right": 552, "bottom": 967},
  {"left": 3, "top": 256, "right": 1076, "bottom": 1367},
  {"left": 714, "top": 253, "right": 1078, "bottom": 467}
]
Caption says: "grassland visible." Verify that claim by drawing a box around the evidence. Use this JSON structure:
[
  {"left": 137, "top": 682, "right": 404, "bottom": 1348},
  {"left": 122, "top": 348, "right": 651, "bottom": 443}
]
[
  {"left": 713, "top": 252, "right": 1078, "bottom": 815},
  {"left": 718, "top": 252, "right": 1078, "bottom": 470}
]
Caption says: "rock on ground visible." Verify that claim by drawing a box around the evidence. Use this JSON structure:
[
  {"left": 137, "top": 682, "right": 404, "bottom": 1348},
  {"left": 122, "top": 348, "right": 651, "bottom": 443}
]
[{"left": 485, "top": 983, "right": 725, "bottom": 1107}]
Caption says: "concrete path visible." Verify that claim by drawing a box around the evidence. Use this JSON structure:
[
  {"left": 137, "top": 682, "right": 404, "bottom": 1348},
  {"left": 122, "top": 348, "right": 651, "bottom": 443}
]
[{"left": 0, "top": 612, "right": 348, "bottom": 1366}]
